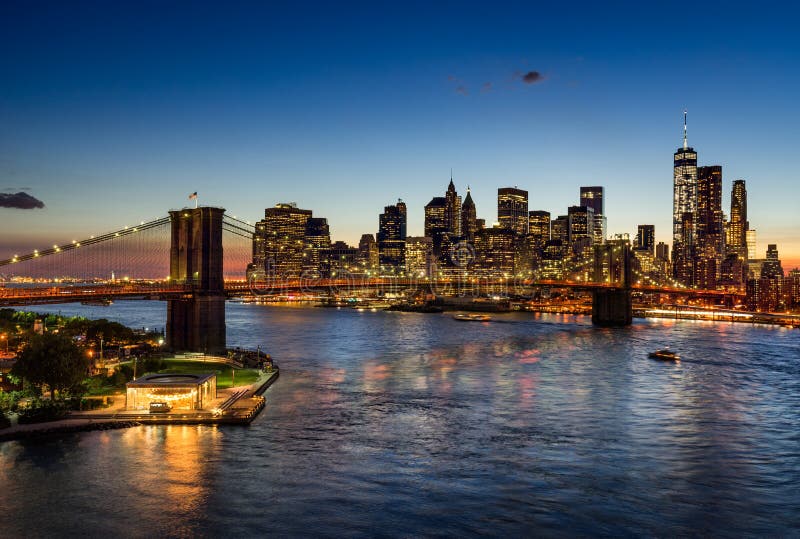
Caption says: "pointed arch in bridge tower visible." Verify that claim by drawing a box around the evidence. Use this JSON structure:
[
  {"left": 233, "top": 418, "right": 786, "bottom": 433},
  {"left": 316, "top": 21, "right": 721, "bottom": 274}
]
[{"left": 166, "top": 207, "right": 227, "bottom": 354}]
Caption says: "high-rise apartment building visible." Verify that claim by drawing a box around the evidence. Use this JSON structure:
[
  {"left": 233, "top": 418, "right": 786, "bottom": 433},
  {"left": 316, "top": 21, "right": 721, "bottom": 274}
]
[
  {"left": 672, "top": 111, "right": 698, "bottom": 285},
  {"left": 498, "top": 187, "right": 529, "bottom": 235},
  {"left": 728, "top": 179, "right": 748, "bottom": 259},
  {"left": 377, "top": 200, "right": 407, "bottom": 271}
]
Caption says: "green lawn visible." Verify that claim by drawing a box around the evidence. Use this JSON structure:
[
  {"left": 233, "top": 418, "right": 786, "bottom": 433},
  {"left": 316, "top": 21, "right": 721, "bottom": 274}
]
[
  {"left": 149, "top": 360, "right": 261, "bottom": 389},
  {"left": 85, "top": 359, "right": 262, "bottom": 396}
]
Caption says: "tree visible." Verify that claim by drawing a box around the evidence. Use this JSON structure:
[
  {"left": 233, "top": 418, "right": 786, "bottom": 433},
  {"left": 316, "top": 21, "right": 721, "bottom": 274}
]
[{"left": 11, "top": 333, "right": 89, "bottom": 400}]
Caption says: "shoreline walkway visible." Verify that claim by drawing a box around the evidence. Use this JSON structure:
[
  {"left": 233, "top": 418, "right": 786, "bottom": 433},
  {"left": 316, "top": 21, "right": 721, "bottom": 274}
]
[{"left": 0, "top": 368, "right": 279, "bottom": 443}]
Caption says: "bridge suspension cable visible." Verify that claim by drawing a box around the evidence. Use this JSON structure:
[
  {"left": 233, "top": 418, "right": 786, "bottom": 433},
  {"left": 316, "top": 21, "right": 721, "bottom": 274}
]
[{"left": 0, "top": 216, "right": 171, "bottom": 267}]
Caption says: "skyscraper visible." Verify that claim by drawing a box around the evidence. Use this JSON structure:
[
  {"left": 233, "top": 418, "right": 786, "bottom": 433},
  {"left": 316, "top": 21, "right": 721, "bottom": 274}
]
[
  {"left": 424, "top": 197, "right": 447, "bottom": 238},
  {"left": 321, "top": 241, "right": 358, "bottom": 277},
  {"left": 747, "top": 229, "right": 757, "bottom": 260},
  {"left": 405, "top": 236, "right": 434, "bottom": 277},
  {"left": 551, "top": 215, "right": 569, "bottom": 246},
  {"left": 528, "top": 211, "right": 551, "bottom": 241},
  {"left": 694, "top": 165, "right": 725, "bottom": 289},
  {"left": 303, "top": 217, "right": 331, "bottom": 275},
  {"left": 444, "top": 176, "right": 462, "bottom": 237},
  {"left": 358, "top": 234, "right": 379, "bottom": 271},
  {"left": 656, "top": 242, "right": 669, "bottom": 261},
  {"left": 761, "top": 244, "right": 784, "bottom": 279},
  {"left": 377, "top": 200, "right": 407, "bottom": 271},
  {"left": 567, "top": 205, "right": 594, "bottom": 252},
  {"left": 580, "top": 186, "right": 606, "bottom": 244},
  {"left": 498, "top": 187, "right": 528, "bottom": 235},
  {"left": 636, "top": 225, "right": 655, "bottom": 253},
  {"left": 461, "top": 188, "right": 478, "bottom": 241},
  {"left": 672, "top": 111, "right": 698, "bottom": 285},
  {"left": 474, "top": 227, "right": 515, "bottom": 275},
  {"left": 728, "top": 179, "right": 748, "bottom": 259},
  {"left": 251, "top": 203, "right": 312, "bottom": 277}
]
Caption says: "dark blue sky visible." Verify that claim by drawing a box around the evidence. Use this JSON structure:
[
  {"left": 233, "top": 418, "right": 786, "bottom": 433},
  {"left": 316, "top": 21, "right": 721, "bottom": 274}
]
[{"left": 1, "top": 1, "right": 798, "bottom": 265}]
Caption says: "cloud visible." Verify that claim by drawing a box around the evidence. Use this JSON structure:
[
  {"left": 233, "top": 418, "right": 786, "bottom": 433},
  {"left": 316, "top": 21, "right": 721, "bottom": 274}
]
[
  {"left": 0, "top": 191, "right": 45, "bottom": 209},
  {"left": 520, "top": 70, "right": 545, "bottom": 84},
  {"left": 481, "top": 82, "right": 493, "bottom": 93},
  {"left": 448, "top": 75, "right": 469, "bottom": 96}
]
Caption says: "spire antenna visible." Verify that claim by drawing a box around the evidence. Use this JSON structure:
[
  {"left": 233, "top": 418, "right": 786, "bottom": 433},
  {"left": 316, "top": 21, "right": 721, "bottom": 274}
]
[{"left": 683, "top": 109, "right": 688, "bottom": 150}]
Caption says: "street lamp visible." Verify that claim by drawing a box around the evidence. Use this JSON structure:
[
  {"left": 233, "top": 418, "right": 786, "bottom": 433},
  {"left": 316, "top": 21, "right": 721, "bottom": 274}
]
[{"left": 1, "top": 333, "right": 7, "bottom": 354}]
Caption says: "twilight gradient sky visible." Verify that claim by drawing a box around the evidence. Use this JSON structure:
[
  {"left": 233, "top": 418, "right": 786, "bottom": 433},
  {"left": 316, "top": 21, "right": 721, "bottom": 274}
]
[{"left": 1, "top": 1, "right": 799, "bottom": 267}]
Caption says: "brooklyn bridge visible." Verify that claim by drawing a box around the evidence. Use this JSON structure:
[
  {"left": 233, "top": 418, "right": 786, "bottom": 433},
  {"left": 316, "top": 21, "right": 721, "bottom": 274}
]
[{"left": 0, "top": 207, "right": 741, "bottom": 353}]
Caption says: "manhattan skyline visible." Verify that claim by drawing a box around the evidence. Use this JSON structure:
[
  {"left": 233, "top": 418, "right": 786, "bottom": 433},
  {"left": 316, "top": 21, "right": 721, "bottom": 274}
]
[{"left": 1, "top": 2, "right": 798, "bottom": 268}]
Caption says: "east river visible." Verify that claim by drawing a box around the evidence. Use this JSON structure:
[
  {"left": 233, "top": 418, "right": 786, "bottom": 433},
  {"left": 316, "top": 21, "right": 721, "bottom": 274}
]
[{"left": 1, "top": 302, "right": 799, "bottom": 537}]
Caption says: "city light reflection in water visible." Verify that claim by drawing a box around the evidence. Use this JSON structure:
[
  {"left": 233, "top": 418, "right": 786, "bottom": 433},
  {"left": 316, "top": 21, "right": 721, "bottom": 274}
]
[{"left": 2, "top": 302, "right": 799, "bottom": 537}]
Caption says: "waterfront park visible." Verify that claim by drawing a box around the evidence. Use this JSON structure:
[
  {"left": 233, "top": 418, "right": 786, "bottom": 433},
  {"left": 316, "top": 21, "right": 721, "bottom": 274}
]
[{"left": 0, "top": 308, "right": 275, "bottom": 436}]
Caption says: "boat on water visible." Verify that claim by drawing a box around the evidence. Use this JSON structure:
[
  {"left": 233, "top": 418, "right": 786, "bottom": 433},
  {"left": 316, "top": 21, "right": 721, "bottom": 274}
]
[
  {"left": 81, "top": 298, "right": 113, "bottom": 306},
  {"left": 649, "top": 348, "right": 680, "bottom": 361},
  {"left": 453, "top": 313, "right": 492, "bottom": 322}
]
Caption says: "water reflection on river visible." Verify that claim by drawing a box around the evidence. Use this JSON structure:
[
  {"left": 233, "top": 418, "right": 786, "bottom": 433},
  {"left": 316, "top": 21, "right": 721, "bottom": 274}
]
[{"left": 1, "top": 303, "right": 799, "bottom": 536}]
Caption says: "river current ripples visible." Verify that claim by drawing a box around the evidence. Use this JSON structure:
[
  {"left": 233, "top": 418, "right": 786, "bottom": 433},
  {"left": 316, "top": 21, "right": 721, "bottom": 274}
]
[{"left": 1, "top": 302, "right": 799, "bottom": 537}]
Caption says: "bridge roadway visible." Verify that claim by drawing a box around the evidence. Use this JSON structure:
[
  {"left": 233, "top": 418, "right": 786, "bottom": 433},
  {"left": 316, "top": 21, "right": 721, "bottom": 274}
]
[{"left": 0, "top": 278, "right": 741, "bottom": 307}]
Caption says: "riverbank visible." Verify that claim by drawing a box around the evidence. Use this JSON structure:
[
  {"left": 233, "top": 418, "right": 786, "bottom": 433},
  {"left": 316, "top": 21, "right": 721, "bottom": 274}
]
[
  {"left": 0, "top": 418, "right": 142, "bottom": 442},
  {"left": 0, "top": 368, "right": 279, "bottom": 443}
]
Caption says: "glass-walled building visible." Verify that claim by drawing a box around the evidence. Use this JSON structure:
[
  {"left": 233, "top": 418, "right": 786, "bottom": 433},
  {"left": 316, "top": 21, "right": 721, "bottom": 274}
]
[
  {"left": 673, "top": 112, "right": 698, "bottom": 285},
  {"left": 126, "top": 373, "right": 217, "bottom": 411}
]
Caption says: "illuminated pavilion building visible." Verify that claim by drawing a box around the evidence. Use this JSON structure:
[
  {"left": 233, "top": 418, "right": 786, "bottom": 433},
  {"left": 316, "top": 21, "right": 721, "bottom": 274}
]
[{"left": 126, "top": 373, "right": 217, "bottom": 411}]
